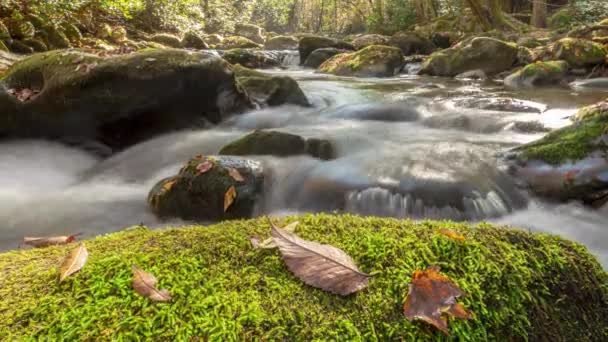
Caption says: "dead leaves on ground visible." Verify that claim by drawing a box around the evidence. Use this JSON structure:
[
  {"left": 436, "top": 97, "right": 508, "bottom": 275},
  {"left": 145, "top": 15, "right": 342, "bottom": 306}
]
[
  {"left": 403, "top": 266, "right": 472, "bottom": 335},
  {"left": 59, "top": 243, "right": 89, "bottom": 282},
  {"left": 132, "top": 265, "right": 172, "bottom": 302},
  {"left": 22, "top": 233, "right": 82, "bottom": 248},
  {"left": 224, "top": 185, "right": 237, "bottom": 212}
]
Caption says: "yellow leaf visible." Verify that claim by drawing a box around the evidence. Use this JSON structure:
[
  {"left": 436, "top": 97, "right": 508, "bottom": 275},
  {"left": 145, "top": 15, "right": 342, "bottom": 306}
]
[
  {"left": 437, "top": 229, "right": 465, "bottom": 242},
  {"left": 224, "top": 186, "right": 237, "bottom": 212}
]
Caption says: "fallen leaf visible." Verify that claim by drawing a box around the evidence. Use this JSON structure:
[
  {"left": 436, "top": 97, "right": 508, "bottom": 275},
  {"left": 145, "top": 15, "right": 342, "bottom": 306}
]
[
  {"left": 162, "top": 179, "right": 177, "bottom": 192},
  {"left": 249, "top": 236, "right": 261, "bottom": 248},
  {"left": 228, "top": 168, "right": 245, "bottom": 182},
  {"left": 7, "top": 88, "right": 40, "bottom": 102},
  {"left": 59, "top": 243, "right": 89, "bottom": 282},
  {"left": 437, "top": 229, "right": 465, "bottom": 242},
  {"left": 132, "top": 265, "right": 172, "bottom": 302},
  {"left": 23, "top": 233, "right": 81, "bottom": 248},
  {"left": 224, "top": 186, "right": 237, "bottom": 212},
  {"left": 270, "top": 219, "right": 369, "bottom": 295},
  {"left": 251, "top": 221, "right": 299, "bottom": 249},
  {"left": 196, "top": 160, "right": 214, "bottom": 174},
  {"left": 403, "top": 266, "right": 472, "bottom": 335}
]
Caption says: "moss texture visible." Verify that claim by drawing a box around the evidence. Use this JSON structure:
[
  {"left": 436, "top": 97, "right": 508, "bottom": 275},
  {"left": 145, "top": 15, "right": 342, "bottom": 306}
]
[
  {"left": 150, "top": 33, "right": 182, "bottom": 48},
  {"left": 264, "top": 35, "right": 298, "bottom": 50},
  {"left": 220, "top": 36, "right": 262, "bottom": 50},
  {"left": 552, "top": 38, "right": 607, "bottom": 67},
  {"left": 0, "top": 214, "right": 606, "bottom": 340},
  {"left": 318, "top": 45, "right": 404, "bottom": 77}
]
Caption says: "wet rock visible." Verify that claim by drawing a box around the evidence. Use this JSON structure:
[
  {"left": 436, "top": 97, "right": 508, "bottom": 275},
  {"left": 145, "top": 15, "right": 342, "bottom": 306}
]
[
  {"left": 318, "top": 45, "right": 404, "bottom": 78},
  {"left": 388, "top": 32, "right": 435, "bottom": 56},
  {"left": 352, "top": 34, "right": 390, "bottom": 49},
  {"left": 150, "top": 33, "right": 182, "bottom": 48},
  {"left": 222, "top": 49, "right": 280, "bottom": 68},
  {"left": 552, "top": 38, "right": 607, "bottom": 67},
  {"left": 303, "top": 47, "right": 348, "bottom": 68},
  {"left": 232, "top": 64, "right": 309, "bottom": 107},
  {"left": 452, "top": 97, "right": 546, "bottom": 113},
  {"left": 235, "top": 23, "right": 265, "bottom": 44},
  {"left": 219, "top": 130, "right": 334, "bottom": 160},
  {"left": 570, "top": 78, "right": 608, "bottom": 91},
  {"left": 298, "top": 36, "right": 354, "bottom": 64},
  {"left": 218, "top": 36, "right": 262, "bottom": 49},
  {"left": 181, "top": 31, "right": 209, "bottom": 50},
  {"left": 420, "top": 37, "right": 518, "bottom": 77},
  {"left": 0, "top": 49, "right": 253, "bottom": 152},
  {"left": 510, "top": 121, "right": 550, "bottom": 133},
  {"left": 328, "top": 103, "right": 420, "bottom": 121},
  {"left": 148, "top": 155, "right": 264, "bottom": 221},
  {"left": 455, "top": 69, "right": 487, "bottom": 80},
  {"left": 504, "top": 61, "right": 569, "bottom": 88},
  {"left": 264, "top": 35, "right": 298, "bottom": 50}
]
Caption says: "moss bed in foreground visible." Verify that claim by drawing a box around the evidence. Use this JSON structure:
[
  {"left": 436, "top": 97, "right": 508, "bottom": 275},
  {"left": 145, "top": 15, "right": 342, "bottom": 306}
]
[{"left": 1, "top": 214, "right": 607, "bottom": 340}]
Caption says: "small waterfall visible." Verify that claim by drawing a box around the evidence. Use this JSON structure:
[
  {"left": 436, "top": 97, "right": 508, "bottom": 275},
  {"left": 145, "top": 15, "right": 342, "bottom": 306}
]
[{"left": 279, "top": 50, "right": 300, "bottom": 68}]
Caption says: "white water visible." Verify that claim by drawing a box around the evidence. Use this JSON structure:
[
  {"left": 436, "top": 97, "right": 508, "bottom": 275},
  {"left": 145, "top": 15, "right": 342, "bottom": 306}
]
[{"left": 1, "top": 67, "right": 607, "bottom": 267}]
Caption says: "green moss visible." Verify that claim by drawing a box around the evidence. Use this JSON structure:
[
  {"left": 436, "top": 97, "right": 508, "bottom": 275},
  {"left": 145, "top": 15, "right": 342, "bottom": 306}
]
[
  {"left": 553, "top": 38, "right": 607, "bottom": 67},
  {"left": 0, "top": 214, "right": 606, "bottom": 340},
  {"left": 319, "top": 45, "right": 403, "bottom": 77},
  {"left": 150, "top": 33, "right": 182, "bottom": 48},
  {"left": 220, "top": 36, "right": 262, "bottom": 49},
  {"left": 549, "top": 8, "right": 575, "bottom": 30},
  {"left": 521, "top": 60, "right": 567, "bottom": 77}
]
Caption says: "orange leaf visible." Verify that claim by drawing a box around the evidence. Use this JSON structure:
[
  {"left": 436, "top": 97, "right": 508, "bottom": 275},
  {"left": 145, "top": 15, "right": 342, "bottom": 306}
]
[
  {"left": 196, "top": 160, "right": 214, "bottom": 174},
  {"left": 437, "top": 229, "right": 465, "bottom": 242},
  {"left": 59, "top": 243, "right": 89, "bottom": 282},
  {"left": 403, "top": 266, "right": 472, "bottom": 335},
  {"left": 224, "top": 186, "right": 237, "bottom": 212},
  {"left": 228, "top": 168, "right": 245, "bottom": 182}
]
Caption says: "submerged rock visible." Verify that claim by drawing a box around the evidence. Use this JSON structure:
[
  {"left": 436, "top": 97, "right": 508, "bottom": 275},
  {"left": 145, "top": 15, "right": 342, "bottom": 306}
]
[
  {"left": 0, "top": 49, "right": 253, "bottom": 152},
  {"left": 219, "top": 130, "right": 334, "bottom": 160},
  {"left": 504, "top": 61, "right": 569, "bottom": 88},
  {"left": 552, "top": 38, "right": 607, "bottom": 67},
  {"left": 570, "top": 77, "right": 608, "bottom": 91},
  {"left": 298, "top": 36, "right": 354, "bottom": 64},
  {"left": 318, "top": 45, "right": 404, "bottom": 77},
  {"left": 232, "top": 64, "right": 309, "bottom": 107},
  {"left": 264, "top": 35, "right": 298, "bottom": 50},
  {"left": 148, "top": 155, "right": 264, "bottom": 221},
  {"left": 303, "top": 47, "right": 348, "bottom": 68},
  {"left": 388, "top": 32, "right": 435, "bottom": 56},
  {"left": 235, "top": 23, "right": 265, "bottom": 44},
  {"left": 420, "top": 37, "right": 518, "bottom": 77},
  {"left": 222, "top": 48, "right": 280, "bottom": 68}
]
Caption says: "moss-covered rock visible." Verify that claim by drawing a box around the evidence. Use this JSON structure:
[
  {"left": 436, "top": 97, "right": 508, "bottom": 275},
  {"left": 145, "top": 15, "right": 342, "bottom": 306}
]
[
  {"left": 181, "top": 31, "right": 209, "bottom": 50},
  {"left": 150, "top": 33, "right": 182, "bottom": 48},
  {"left": 42, "top": 25, "right": 71, "bottom": 49},
  {"left": 232, "top": 64, "right": 309, "bottom": 107},
  {"left": 222, "top": 49, "right": 280, "bottom": 69},
  {"left": 318, "top": 45, "right": 404, "bottom": 78},
  {"left": 552, "top": 38, "right": 607, "bottom": 67},
  {"left": 95, "top": 23, "right": 113, "bottom": 40},
  {"left": 303, "top": 47, "right": 349, "bottom": 68},
  {"left": 504, "top": 61, "right": 569, "bottom": 88},
  {"left": 61, "top": 22, "right": 82, "bottom": 45},
  {"left": 148, "top": 155, "right": 264, "bottom": 221},
  {"left": 8, "top": 40, "right": 34, "bottom": 54},
  {"left": 22, "top": 38, "right": 48, "bottom": 52},
  {"left": 420, "top": 37, "right": 518, "bottom": 77},
  {"left": 0, "top": 214, "right": 606, "bottom": 340},
  {"left": 264, "top": 35, "right": 299, "bottom": 50},
  {"left": 6, "top": 20, "right": 35, "bottom": 40},
  {"left": 352, "top": 34, "right": 390, "bottom": 50},
  {"left": 219, "top": 36, "right": 262, "bottom": 49},
  {"left": 298, "top": 35, "right": 354, "bottom": 64},
  {"left": 515, "top": 46, "right": 535, "bottom": 66},
  {"left": 0, "top": 49, "right": 253, "bottom": 152},
  {"left": 235, "top": 23, "right": 265, "bottom": 44},
  {"left": 219, "top": 130, "right": 335, "bottom": 160},
  {"left": 388, "top": 31, "right": 435, "bottom": 56}
]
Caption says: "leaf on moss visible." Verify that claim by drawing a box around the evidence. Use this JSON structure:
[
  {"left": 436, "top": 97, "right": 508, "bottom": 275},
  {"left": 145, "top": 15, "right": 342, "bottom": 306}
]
[
  {"left": 224, "top": 186, "right": 237, "bottom": 212},
  {"left": 403, "top": 266, "right": 472, "bottom": 335},
  {"left": 228, "top": 168, "right": 245, "bottom": 182},
  {"left": 270, "top": 219, "right": 370, "bottom": 295},
  {"left": 251, "top": 221, "right": 299, "bottom": 249},
  {"left": 23, "top": 233, "right": 81, "bottom": 248},
  {"left": 437, "top": 229, "right": 465, "bottom": 242},
  {"left": 132, "top": 265, "right": 172, "bottom": 302},
  {"left": 59, "top": 243, "right": 88, "bottom": 283},
  {"left": 196, "top": 160, "right": 214, "bottom": 175}
]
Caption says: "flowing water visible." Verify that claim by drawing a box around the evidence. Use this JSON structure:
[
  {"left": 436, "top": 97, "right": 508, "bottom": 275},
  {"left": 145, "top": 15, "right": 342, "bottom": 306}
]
[{"left": 1, "top": 55, "right": 607, "bottom": 267}]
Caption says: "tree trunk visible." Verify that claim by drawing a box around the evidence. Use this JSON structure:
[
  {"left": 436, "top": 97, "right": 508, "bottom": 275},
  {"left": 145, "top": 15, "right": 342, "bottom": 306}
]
[
  {"left": 464, "top": 0, "right": 493, "bottom": 30},
  {"left": 414, "top": 0, "right": 438, "bottom": 23},
  {"left": 531, "top": 0, "right": 547, "bottom": 28}
]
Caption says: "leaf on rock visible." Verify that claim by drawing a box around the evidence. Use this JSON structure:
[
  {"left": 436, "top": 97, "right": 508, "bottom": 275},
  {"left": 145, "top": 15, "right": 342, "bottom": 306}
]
[
  {"left": 403, "top": 266, "right": 472, "bottom": 335},
  {"left": 251, "top": 221, "right": 299, "bottom": 249},
  {"left": 228, "top": 168, "right": 245, "bottom": 182},
  {"left": 23, "top": 233, "right": 81, "bottom": 248},
  {"left": 437, "top": 229, "right": 465, "bottom": 242},
  {"left": 270, "top": 219, "right": 370, "bottom": 295},
  {"left": 196, "top": 160, "right": 214, "bottom": 175},
  {"left": 224, "top": 186, "right": 237, "bottom": 212},
  {"left": 59, "top": 243, "right": 89, "bottom": 282},
  {"left": 132, "top": 265, "right": 172, "bottom": 302}
]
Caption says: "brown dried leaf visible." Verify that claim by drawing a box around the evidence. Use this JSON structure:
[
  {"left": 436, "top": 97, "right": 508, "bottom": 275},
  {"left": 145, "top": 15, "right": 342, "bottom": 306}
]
[
  {"left": 59, "top": 243, "right": 89, "bottom": 282},
  {"left": 23, "top": 233, "right": 81, "bottom": 248},
  {"left": 403, "top": 266, "right": 472, "bottom": 335},
  {"left": 224, "top": 186, "right": 237, "bottom": 212},
  {"left": 251, "top": 221, "right": 299, "bottom": 249},
  {"left": 7, "top": 88, "right": 40, "bottom": 102},
  {"left": 132, "top": 265, "right": 172, "bottom": 302},
  {"left": 228, "top": 168, "right": 245, "bottom": 182},
  {"left": 437, "top": 229, "right": 465, "bottom": 242},
  {"left": 270, "top": 220, "right": 369, "bottom": 295},
  {"left": 196, "top": 160, "right": 214, "bottom": 174}
]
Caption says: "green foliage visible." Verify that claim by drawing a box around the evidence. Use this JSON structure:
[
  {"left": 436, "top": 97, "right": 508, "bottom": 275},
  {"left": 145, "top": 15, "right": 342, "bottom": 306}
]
[{"left": 1, "top": 214, "right": 606, "bottom": 340}]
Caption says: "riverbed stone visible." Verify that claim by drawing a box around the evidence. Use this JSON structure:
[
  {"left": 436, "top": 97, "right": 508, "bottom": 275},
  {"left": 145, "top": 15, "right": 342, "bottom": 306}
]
[
  {"left": 552, "top": 38, "right": 607, "bottom": 67},
  {"left": 264, "top": 35, "right": 298, "bottom": 50},
  {"left": 318, "top": 45, "right": 404, "bottom": 77},
  {"left": 420, "top": 37, "right": 518, "bottom": 77},
  {"left": 148, "top": 155, "right": 264, "bottom": 221},
  {"left": 303, "top": 47, "right": 348, "bottom": 68},
  {"left": 298, "top": 35, "right": 354, "bottom": 64},
  {"left": 504, "top": 61, "right": 569, "bottom": 88},
  {"left": 388, "top": 31, "right": 435, "bottom": 56},
  {"left": 232, "top": 64, "right": 309, "bottom": 107},
  {"left": 222, "top": 48, "right": 280, "bottom": 68}
]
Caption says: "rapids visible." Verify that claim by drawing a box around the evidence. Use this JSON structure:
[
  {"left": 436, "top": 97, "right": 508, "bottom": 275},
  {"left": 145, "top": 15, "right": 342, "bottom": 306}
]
[{"left": 1, "top": 58, "right": 607, "bottom": 267}]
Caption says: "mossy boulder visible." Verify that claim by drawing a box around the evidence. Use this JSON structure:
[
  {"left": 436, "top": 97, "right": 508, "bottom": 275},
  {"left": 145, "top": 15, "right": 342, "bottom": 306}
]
[
  {"left": 0, "top": 49, "right": 253, "bottom": 152},
  {"left": 232, "top": 64, "right": 309, "bottom": 107},
  {"left": 150, "top": 33, "right": 182, "bottom": 48},
  {"left": 318, "top": 45, "right": 404, "bottom": 78},
  {"left": 303, "top": 47, "right": 349, "bottom": 68},
  {"left": 504, "top": 61, "right": 569, "bottom": 88},
  {"left": 264, "top": 35, "right": 299, "bottom": 50},
  {"left": 552, "top": 38, "right": 607, "bottom": 67},
  {"left": 219, "top": 130, "right": 335, "bottom": 160},
  {"left": 6, "top": 20, "right": 35, "bottom": 40},
  {"left": 42, "top": 25, "right": 71, "bottom": 49},
  {"left": 352, "top": 34, "right": 390, "bottom": 50},
  {"left": 420, "top": 37, "right": 518, "bottom": 77},
  {"left": 222, "top": 49, "right": 280, "bottom": 69},
  {"left": 388, "top": 32, "right": 435, "bottom": 56},
  {"left": 298, "top": 35, "right": 354, "bottom": 64},
  {"left": 22, "top": 38, "right": 48, "bottom": 52},
  {"left": 148, "top": 155, "right": 264, "bottom": 221},
  {"left": 235, "top": 23, "right": 265, "bottom": 44},
  {"left": 219, "top": 36, "right": 262, "bottom": 50},
  {"left": 0, "top": 214, "right": 606, "bottom": 339},
  {"left": 181, "top": 31, "right": 209, "bottom": 50},
  {"left": 61, "top": 22, "right": 82, "bottom": 45}
]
